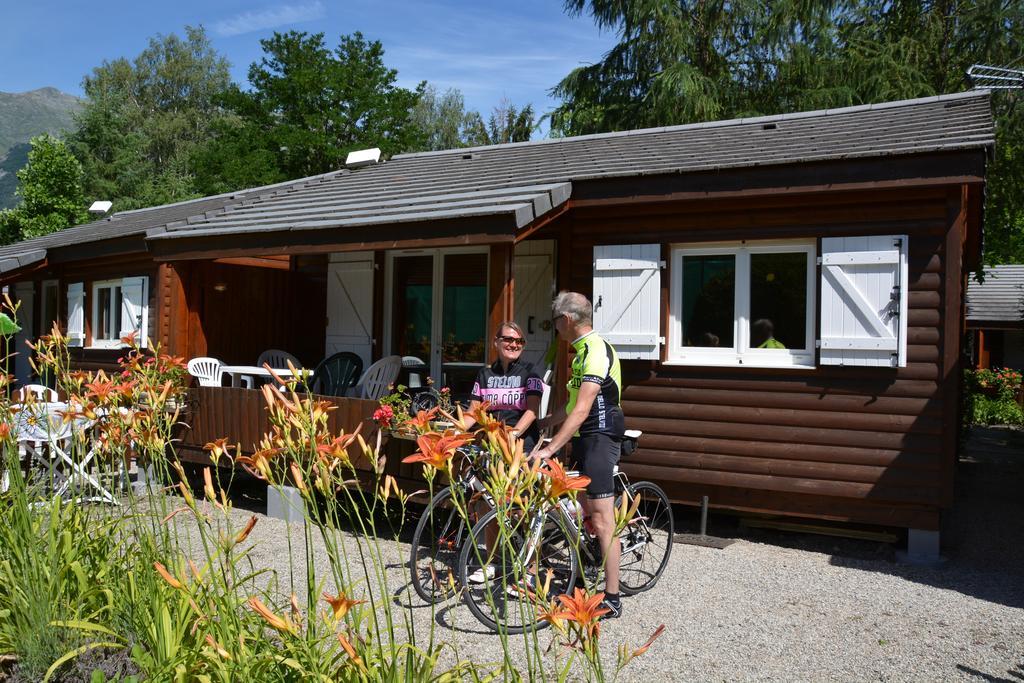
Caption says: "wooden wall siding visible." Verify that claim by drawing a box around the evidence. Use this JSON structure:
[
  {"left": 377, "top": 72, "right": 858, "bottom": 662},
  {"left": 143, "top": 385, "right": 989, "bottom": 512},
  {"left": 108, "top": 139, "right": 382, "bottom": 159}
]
[
  {"left": 181, "top": 261, "right": 327, "bottom": 367},
  {"left": 488, "top": 244, "right": 513, "bottom": 361},
  {"left": 554, "top": 185, "right": 968, "bottom": 530},
  {"left": 177, "top": 387, "right": 380, "bottom": 467},
  {"left": 9, "top": 255, "right": 161, "bottom": 373}
]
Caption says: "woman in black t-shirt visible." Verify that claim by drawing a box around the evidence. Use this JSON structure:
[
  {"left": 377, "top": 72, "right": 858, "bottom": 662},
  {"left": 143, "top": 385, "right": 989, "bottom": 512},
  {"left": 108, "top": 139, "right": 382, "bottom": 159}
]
[{"left": 463, "top": 321, "right": 544, "bottom": 452}]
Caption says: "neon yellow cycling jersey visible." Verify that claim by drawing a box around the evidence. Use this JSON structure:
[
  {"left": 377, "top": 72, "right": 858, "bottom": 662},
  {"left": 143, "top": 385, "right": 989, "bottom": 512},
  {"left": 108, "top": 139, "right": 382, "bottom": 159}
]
[{"left": 566, "top": 331, "right": 624, "bottom": 436}]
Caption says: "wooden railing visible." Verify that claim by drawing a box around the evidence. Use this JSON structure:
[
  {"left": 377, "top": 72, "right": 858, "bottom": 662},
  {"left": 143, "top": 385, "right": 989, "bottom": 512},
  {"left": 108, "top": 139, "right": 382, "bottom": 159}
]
[{"left": 175, "top": 386, "right": 380, "bottom": 464}]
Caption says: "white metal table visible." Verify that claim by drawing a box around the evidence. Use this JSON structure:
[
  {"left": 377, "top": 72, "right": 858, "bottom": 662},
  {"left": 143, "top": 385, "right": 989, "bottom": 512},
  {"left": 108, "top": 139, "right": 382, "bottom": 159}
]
[
  {"left": 7, "top": 401, "right": 122, "bottom": 504},
  {"left": 219, "top": 365, "right": 307, "bottom": 388}
]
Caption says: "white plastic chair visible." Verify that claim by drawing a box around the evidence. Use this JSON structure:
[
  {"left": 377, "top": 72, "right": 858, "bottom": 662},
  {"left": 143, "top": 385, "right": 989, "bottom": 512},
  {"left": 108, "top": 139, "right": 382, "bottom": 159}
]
[
  {"left": 354, "top": 355, "right": 402, "bottom": 400},
  {"left": 256, "top": 349, "right": 301, "bottom": 372},
  {"left": 402, "top": 355, "right": 426, "bottom": 388},
  {"left": 539, "top": 366, "right": 554, "bottom": 420},
  {"left": 15, "top": 383, "right": 59, "bottom": 402},
  {"left": 187, "top": 357, "right": 224, "bottom": 387}
]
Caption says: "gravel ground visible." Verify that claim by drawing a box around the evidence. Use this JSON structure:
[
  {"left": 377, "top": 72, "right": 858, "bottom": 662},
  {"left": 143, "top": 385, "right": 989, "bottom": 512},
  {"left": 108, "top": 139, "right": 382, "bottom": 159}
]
[{"left": 158, "top": 427, "right": 1024, "bottom": 682}]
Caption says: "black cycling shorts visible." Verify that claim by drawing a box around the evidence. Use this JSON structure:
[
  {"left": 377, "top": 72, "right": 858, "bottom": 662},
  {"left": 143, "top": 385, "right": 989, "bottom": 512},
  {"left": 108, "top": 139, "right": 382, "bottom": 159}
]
[{"left": 570, "top": 433, "right": 621, "bottom": 499}]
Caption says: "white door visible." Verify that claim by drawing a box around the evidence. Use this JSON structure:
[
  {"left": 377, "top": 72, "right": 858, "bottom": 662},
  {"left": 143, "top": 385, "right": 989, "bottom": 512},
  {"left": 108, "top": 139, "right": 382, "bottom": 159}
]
[
  {"left": 384, "top": 248, "right": 489, "bottom": 397},
  {"left": 513, "top": 240, "right": 555, "bottom": 371},
  {"left": 326, "top": 252, "right": 375, "bottom": 369},
  {"left": 13, "top": 281, "right": 34, "bottom": 385}
]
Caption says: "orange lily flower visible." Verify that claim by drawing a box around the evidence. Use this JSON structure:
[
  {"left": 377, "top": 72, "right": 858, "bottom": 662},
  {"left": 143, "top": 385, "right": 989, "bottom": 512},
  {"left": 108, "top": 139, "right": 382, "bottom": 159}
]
[
  {"left": 403, "top": 430, "right": 476, "bottom": 470},
  {"left": 537, "top": 600, "right": 574, "bottom": 631},
  {"left": 556, "top": 588, "right": 609, "bottom": 638},
  {"left": 337, "top": 632, "right": 365, "bottom": 668},
  {"left": 202, "top": 467, "right": 217, "bottom": 502},
  {"left": 465, "top": 401, "right": 501, "bottom": 434},
  {"left": 154, "top": 561, "right": 185, "bottom": 590},
  {"left": 234, "top": 515, "right": 258, "bottom": 545},
  {"left": 235, "top": 447, "right": 278, "bottom": 480},
  {"left": 317, "top": 432, "right": 358, "bottom": 464},
  {"left": 633, "top": 624, "right": 666, "bottom": 656},
  {"left": 248, "top": 596, "right": 297, "bottom": 634},
  {"left": 85, "top": 373, "right": 118, "bottom": 402},
  {"left": 204, "top": 634, "right": 232, "bottom": 660},
  {"left": 323, "top": 591, "right": 366, "bottom": 621},
  {"left": 406, "top": 406, "right": 439, "bottom": 434},
  {"left": 542, "top": 459, "right": 591, "bottom": 500},
  {"left": 204, "top": 438, "right": 232, "bottom": 462}
]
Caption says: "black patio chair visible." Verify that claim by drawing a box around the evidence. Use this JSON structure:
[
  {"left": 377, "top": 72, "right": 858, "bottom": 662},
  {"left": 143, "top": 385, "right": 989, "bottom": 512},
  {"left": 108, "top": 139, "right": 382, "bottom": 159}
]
[{"left": 312, "top": 352, "right": 364, "bottom": 397}]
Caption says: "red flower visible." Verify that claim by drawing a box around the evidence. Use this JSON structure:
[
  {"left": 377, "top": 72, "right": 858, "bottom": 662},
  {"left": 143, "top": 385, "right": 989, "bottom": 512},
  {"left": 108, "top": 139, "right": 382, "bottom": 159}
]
[{"left": 372, "top": 405, "right": 394, "bottom": 428}]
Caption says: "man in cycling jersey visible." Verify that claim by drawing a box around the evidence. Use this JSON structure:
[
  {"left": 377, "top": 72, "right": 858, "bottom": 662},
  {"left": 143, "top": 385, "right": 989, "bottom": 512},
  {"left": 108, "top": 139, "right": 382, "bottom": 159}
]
[{"left": 532, "top": 291, "right": 625, "bottom": 618}]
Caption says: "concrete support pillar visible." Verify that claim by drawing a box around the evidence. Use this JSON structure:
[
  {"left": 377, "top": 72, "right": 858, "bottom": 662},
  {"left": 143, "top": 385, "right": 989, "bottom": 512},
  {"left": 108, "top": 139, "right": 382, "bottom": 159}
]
[
  {"left": 132, "top": 462, "right": 159, "bottom": 494},
  {"left": 267, "top": 484, "right": 304, "bottom": 522},
  {"left": 897, "top": 528, "right": 945, "bottom": 566}
]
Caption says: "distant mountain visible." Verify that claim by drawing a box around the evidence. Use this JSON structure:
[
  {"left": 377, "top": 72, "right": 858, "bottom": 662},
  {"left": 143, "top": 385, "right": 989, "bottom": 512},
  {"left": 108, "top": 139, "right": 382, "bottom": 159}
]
[{"left": 0, "top": 87, "right": 83, "bottom": 209}]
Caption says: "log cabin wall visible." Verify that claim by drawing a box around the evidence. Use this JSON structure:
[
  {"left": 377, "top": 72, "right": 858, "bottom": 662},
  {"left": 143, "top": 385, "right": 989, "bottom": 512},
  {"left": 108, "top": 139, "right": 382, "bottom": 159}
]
[
  {"left": 10, "top": 254, "right": 160, "bottom": 373},
  {"left": 555, "top": 183, "right": 974, "bottom": 530},
  {"left": 174, "top": 260, "right": 327, "bottom": 368}
]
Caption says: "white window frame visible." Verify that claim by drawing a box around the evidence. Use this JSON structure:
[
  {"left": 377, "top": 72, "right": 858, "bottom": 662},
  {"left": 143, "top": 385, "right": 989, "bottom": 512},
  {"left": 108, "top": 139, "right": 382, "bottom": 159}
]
[
  {"left": 90, "top": 279, "right": 123, "bottom": 349},
  {"left": 383, "top": 247, "right": 490, "bottom": 382},
  {"left": 668, "top": 240, "right": 817, "bottom": 368}
]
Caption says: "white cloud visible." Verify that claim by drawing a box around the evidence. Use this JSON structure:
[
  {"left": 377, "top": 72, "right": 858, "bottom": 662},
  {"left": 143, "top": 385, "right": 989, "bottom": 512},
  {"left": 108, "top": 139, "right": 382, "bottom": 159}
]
[{"left": 213, "top": 1, "right": 326, "bottom": 37}]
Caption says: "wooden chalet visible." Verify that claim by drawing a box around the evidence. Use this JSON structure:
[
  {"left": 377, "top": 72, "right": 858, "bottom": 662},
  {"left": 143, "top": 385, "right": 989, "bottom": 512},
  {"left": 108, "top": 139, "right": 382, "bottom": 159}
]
[
  {"left": 966, "top": 265, "right": 1024, "bottom": 369},
  {"left": 0, "top": 91, "right": 995, "bottom": 556}
]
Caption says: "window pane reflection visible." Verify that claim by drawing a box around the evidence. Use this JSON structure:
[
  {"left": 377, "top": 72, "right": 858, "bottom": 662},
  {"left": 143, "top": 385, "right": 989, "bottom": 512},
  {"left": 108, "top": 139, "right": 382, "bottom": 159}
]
[
  {"left": 749, "top": 252, "right": 807, "bottom": 350},
  {"left": 442, "top": 253, "right": 487, "bottom": 397},
  {"left": 682, "top": 255, "right": 735, "bottom": 348},
  {"left": 391, "top": 256, "right": 433, "bottom": 362}
]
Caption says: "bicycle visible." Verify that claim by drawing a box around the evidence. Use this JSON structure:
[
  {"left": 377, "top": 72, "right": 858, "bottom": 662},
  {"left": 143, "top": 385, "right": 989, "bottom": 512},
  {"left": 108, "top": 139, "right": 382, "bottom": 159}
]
[
  {"left": 456, "top": 430, "right": 674, "bottom": 634},
  {"left": 408, "top": 442, "right": 496, "bottom": 603}
]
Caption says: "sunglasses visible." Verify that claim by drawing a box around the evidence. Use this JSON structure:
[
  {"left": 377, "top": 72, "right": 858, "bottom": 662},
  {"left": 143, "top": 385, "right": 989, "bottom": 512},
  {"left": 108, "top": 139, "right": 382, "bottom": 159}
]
[{"left": 496, "top": 335, "right": 526, "bottom": 346}]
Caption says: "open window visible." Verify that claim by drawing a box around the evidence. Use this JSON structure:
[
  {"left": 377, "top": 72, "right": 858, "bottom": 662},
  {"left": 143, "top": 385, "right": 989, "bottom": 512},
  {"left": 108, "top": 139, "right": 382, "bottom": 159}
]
[
  {"left": 84, "top": 276, "right": 148, "bottom": 349},
  {"left": 668, "top": 241, "right": 816, "bottom": 368}
]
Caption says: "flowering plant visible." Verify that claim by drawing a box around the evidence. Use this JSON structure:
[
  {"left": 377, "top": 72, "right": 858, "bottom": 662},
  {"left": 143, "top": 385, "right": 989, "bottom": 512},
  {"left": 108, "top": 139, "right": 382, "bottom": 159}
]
[
  {"left": 964, "top": 367, "right": 1024, "bottom": 426},
  {"left": 372, "top": 404, "right": 394, "bottom": 428},
  {"left": 376, "top": 384, "right": 411, "bottom": 430}
]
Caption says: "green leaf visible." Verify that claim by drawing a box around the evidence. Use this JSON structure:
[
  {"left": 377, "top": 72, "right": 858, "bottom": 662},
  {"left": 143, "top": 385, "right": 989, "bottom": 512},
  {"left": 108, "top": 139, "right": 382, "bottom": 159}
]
[{"left": 43, "top": 641, "right": 124, "bottom": 683}]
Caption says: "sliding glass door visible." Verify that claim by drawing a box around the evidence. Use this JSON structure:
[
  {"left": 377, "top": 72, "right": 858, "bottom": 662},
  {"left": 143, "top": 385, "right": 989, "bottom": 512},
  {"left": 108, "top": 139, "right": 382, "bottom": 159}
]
[{"left": 387, "top": 249, "right": 489, "bottom": 399}]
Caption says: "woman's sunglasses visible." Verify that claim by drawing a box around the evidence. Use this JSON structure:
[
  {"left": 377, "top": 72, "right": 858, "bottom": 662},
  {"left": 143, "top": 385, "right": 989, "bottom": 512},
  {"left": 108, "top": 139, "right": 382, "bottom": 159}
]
[{"left": 496, "top": 335, "right": 526, "bottom": 346}]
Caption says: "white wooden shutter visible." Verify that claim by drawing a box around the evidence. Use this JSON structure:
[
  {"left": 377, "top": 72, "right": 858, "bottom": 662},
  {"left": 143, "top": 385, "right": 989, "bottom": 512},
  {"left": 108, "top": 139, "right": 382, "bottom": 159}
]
[
  {"left": 593, "top": 244, "right": 663, "bottom": 360},
  {"left": 120, "top": 276, "right": 149, "bottom": 345},
  {"left": 67, "top": 282, "right": 84, "bottom": 347},
  {"left": 326, "top": 252, "right": 375, "bottom": 368},
  {"left": 819, "top": 236, "right": 908, "bottom": 367}
]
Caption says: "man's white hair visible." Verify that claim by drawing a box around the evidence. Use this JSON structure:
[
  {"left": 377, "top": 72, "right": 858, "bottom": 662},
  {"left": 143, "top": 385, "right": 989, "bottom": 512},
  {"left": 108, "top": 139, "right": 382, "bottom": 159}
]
[{"left": 552, "top": 291, "right": 592, "bottom": 326}]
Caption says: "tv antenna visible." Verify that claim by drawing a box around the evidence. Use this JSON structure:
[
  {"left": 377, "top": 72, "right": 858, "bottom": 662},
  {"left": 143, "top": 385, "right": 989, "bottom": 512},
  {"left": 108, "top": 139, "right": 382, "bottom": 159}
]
[{"left": 967, "top": 64, "right": 1024, "bottom": 90}]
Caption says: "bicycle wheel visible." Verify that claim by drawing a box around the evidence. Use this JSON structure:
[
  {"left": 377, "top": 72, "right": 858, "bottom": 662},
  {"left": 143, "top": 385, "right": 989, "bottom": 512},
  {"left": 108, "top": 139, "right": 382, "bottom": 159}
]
[
  {"left": 618, "top": 481, "right": 674, "bottom": 595},
  {"left": 409, "top": 485, "right": 470, "bottom": 603},
  {"left": 459, "top": 507, "right": 578, "bottom": 634}
]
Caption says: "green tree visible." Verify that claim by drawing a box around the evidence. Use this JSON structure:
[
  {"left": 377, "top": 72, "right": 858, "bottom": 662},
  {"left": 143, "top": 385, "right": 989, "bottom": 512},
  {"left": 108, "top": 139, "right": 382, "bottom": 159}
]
[
  {"left": 70, "top": 26, "right": 232, "bottom": 210},
  {"left": 195, "top": 31, "right": 425, "bottom": 191},
  {"left": 464, "top": 99, "right": 536, "bottom": 146},
  {"left": 410, "top": 84, "right": 478, "bottom": 151},
  {"left": 553, "top": 0, "right": 1024, "bottom": 263},
  {"left": 0, "top": 134, "right": 89, "bottom": 244}
]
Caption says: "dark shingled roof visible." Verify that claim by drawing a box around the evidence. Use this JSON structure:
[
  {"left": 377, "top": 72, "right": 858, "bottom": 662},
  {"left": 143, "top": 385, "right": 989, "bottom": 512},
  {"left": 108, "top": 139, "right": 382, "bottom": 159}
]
[
  {"left": 0, "top": 171, "right": 345, "bottom": 272},
  {"left": 0, "top": 90, "right": 995, "bottom": 271},
  {"left": 967, "top": 265, "right": 1024, "bottom": 325}
]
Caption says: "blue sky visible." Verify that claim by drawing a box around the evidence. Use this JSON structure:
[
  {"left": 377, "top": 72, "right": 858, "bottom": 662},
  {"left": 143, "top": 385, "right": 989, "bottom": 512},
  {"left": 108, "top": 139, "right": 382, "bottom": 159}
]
[{"left": 0, "top": 0, "right": 615, "bottom": 129}]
